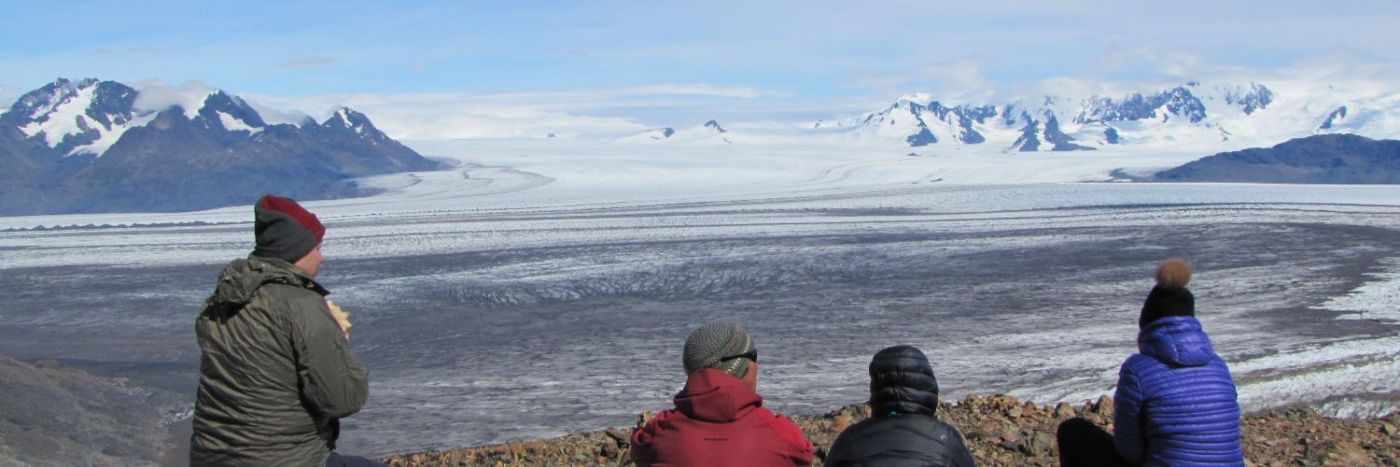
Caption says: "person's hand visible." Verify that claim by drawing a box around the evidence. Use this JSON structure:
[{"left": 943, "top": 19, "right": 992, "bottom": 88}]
[{"left": 325, "top": 300, "right": 352, "bottom": 341}]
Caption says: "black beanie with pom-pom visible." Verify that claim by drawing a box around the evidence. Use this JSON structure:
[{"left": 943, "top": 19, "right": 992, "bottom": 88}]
[{"left": 1139, "top": 258, "right": 1195, "bottom": 328}]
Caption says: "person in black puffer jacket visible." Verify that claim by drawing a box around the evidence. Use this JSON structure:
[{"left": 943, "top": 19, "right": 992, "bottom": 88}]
[{"left": 824, "top": 345, "right": 977, "bottom": 467}]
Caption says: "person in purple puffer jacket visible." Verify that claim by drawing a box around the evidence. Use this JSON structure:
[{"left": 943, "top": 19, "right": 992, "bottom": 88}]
[{"left": 1057, "top": 258, "right": 1245, "bottom": 467}]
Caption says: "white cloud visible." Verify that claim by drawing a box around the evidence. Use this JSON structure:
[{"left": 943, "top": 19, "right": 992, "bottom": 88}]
[
  {"left": 241, "top": 83, "right": 789, "bottom": 139},
  {"left": 243, "top": 100, "right": 313, "bottom": 126},
  {"left": 131, "top": 79, "right": 219, "bottom": 117},
  {"left": 1007, "top": 77, "right": 1178, "bottom": 103},
  {"left": 849, "top": 56, "right": 995, "bottom": 103},
  {"left": 1282, "top": 52, "right": 1400, "bottom": 82},
  {"left": 922, "top": 58, "right": 992, "bottom": 96},
  {"left": 444, "top": 83, "right": 783, "bottom": 108},
  {"left": 105, "top": 55, "right": 1400, "bottom": 142},
  {"left": 614, "top": 84, "right": 783, "bottom": 99},
  {"left": 246, "top": 91, "right": 648, "bottom": 140},
  {"left": 1101, "top": 43, "right": 1206, "bottom": 79},
  {"left": 275, "top": 57, "right": 336, "bottom": 70}
]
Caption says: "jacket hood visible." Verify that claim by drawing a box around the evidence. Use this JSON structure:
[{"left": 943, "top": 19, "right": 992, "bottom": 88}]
[
  {"left": 1137, "top": 316, "right": 1218, "bottom": 367},
  {"left": 673, "top": 369, "right": 763, "bottom": 423},
  {"left": 209, "top": 256, "right": 326, "bottom": 307},
  {"left": 869, "top": 344, "right": 939, "bottom": 416}
]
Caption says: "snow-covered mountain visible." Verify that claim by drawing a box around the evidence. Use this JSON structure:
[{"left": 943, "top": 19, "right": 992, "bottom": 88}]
[
  {"left": 0, "top": 78, "right": 153, "bottom": 158},
  {"left": 815, "top": 81, "right": 1399, "bottom": 152},
  {"left": 0, "top": 78, "right": 440, "bottom": 215},
  {"left": 616, "top": 119, "right": 736, "bottom": 145},
  {"left": 0, "top": 78, "right": 413, "bottom": 159}
]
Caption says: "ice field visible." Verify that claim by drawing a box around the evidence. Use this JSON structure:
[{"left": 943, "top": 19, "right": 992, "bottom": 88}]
[{"left": 1, "top": 140, "right": 1398, "bottom": 456}]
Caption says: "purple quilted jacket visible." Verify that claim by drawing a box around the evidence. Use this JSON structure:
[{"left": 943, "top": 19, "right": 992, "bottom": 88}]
[{"left": 1114, "top": 316, "right": 1245, "bottom": 466}]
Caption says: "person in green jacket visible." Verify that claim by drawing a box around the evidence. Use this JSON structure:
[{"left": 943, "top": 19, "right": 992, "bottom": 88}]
[{"left": 190, "top": 195, "right": 378, "bottom": 467}]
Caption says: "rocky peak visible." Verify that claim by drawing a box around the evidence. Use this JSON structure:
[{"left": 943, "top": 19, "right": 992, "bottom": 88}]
[
  {"left": 2, "top": 78, "right": 137, "bottom": 128},
  {"left": 1009, "top": 110, "right": 1092, "bottom": 152},
  {"left": 0, "top": 78, "right": 440, "bottom": 215},
  {"left": 926, "top": 101, "right": 997, "bottom": 124},
  {"left": 643, "top": 127, "right": 675, "bottom": 140},
  {"left": 925, "top": 101, "right": 997, "bottom": 144},
  {"left": 196, "top": 90, "right": 267, "bottom": 132},
  {"left": 6, "top": 78, "right": 94, "bottom": 119},
  {"left": 1158, "top": 86, "right": 1207, "bottom": 122},
  {"left": 320, "top": 107, "right": 388, "bottom": 141},
  {"left": 1041, "top": 114, "right": 1093, "bottom": 151},
  {"left": 1074, "top": 85, "right": 1207, "bottom": 124},
  {"left": 906, "top": 126, "right": 937, "bottom": 146},
  {"left": 325, "top": 107, "right": 369, "bottom": 129},
  {"left": 1012, "top": 118, "right": 1041, "bottom": 152},
  {"left": 895, "top": 99, "right": 925, "bottom": 114},
  {"left": 1225, "top": 83, "right": 1274, "bottom": 115},
  {"left": 1320, "top": 106, "right": 1348, "bottom": 130},
  {"left": 0, "top": 78, "right": 143, "bottom": 156}
]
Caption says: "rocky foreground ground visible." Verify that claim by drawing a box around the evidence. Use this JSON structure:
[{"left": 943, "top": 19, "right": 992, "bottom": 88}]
[{"left": 383, "top": 394, "right": 1398, "bottom": 466}]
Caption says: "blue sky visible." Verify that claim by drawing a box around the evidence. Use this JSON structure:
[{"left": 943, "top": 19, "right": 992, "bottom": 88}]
[{"left": 3, "top": 0, "right": 1399, "bottom": 136}]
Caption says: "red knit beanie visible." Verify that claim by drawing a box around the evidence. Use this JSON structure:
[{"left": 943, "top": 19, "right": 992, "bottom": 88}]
[{"left": 252, "top": 195, "right": 325, "bottom": 262}]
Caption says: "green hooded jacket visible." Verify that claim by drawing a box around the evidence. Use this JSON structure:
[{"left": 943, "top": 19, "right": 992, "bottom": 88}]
[{"left": 190, "top": 256, "right": 369, "bottom": 466}]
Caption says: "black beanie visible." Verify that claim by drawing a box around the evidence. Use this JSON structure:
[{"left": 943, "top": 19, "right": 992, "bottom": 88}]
[
  {"left": 1139, "top": 258, "right": 1195, "bottom": 328},
  {"left": 252, "top": 195, "right": 326, "bottom": 263}
]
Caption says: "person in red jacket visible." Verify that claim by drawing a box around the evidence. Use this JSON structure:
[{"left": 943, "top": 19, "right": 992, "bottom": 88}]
[{"left": 632, "top": 323, "right": 814, "bottom": 467}]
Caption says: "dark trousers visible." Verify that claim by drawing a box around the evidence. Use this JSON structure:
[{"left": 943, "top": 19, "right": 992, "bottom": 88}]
[
  {"left": 1056, "top": 418, "right": 1135, "bottom": 467},
  {"left": 326, "top": 452, "right": 389, "bottom": 467}
]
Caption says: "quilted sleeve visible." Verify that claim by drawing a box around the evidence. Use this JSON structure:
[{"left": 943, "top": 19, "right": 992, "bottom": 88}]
[{"left": 1113, "top": 357, "right": 1147, "bottom": 464}]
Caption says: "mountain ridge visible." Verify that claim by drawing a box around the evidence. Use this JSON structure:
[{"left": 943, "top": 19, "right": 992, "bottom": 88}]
[
  {"left": 1152, "top": 133, "right": 1400, "bottom": 184},
  {"left": 814, "top": 80, "right": 1395, "bottom": 152},
  {"left": 0, "top": 78, "right": 442, "bottom": 215}
]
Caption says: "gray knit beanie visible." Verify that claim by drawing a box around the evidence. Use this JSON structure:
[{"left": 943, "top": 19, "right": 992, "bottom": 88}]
[{"left": 683, "top": 323, "right": 756, "bottom": 379}]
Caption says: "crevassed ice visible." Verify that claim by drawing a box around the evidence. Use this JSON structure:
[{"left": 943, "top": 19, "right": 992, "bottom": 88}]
[{"left": 1319, "top": 256, "right": 1400, "bottom": 322}]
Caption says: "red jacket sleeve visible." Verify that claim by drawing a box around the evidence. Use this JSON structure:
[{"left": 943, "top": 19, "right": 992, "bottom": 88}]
[
  {"left": 765, "top": 412, "right": 814, "bottom": 466},
  {"left": 630, "top": 413, "right": 664, "bottom": 467}
]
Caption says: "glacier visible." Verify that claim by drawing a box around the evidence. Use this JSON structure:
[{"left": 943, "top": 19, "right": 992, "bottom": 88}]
[{"left": 1, "top": 137, "right": 1397, "bottom": 457}]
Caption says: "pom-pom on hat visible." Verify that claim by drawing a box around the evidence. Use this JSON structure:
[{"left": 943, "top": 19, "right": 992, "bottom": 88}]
[
  {"left": 683, "top": 323, "right": 756, "bottom": 379},
  {"left": 1140, "top": 258, "right": 1195, "bottom": 328},
  {"left": 252, "top": 194, "right": 325, "bottom": 263}
]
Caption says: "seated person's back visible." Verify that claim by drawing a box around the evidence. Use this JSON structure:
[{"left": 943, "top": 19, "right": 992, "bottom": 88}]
[
  {"left": 824, "top": 345, "right": 976, "bottom": 467},
  {"left": 631, "top": 323, "right": 813, "bottom": 467}
]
